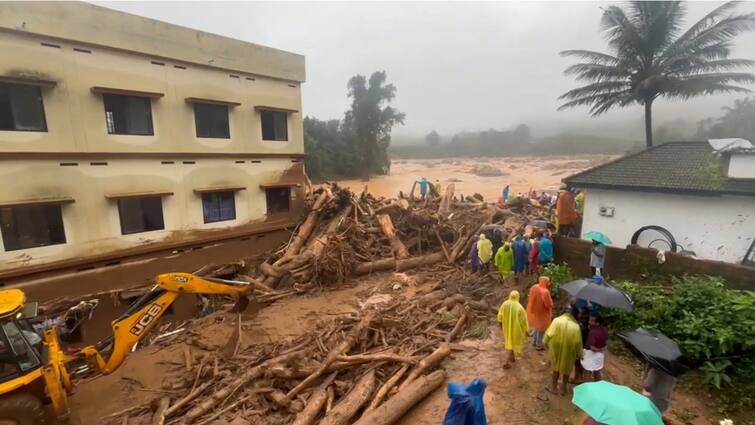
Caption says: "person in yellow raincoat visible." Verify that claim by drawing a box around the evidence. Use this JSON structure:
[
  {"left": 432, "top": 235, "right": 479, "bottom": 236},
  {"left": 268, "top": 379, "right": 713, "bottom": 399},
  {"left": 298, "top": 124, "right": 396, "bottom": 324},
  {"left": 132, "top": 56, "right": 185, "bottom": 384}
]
[
  {"left": 477, "top": 233, "right": 493, "bottom": 271},
  {"left": 496, "top": 290, "right": 529, "bottom": 369},
  {"left": 543, "top": 306, "right": 583, "bottom": 395},
  {"left": 494, "top": 242, "right": 514, "bottom": 281}
]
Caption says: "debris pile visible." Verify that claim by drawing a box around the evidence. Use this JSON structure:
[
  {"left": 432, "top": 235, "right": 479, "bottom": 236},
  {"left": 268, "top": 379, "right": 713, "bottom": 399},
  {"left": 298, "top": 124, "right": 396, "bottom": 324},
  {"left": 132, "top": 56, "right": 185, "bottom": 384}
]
[
  {"left": 59, "top": 183, "right": 553, "bottom": 424},
  {"left": 105, "top": 275, "right": 499, "bottom": 425}
]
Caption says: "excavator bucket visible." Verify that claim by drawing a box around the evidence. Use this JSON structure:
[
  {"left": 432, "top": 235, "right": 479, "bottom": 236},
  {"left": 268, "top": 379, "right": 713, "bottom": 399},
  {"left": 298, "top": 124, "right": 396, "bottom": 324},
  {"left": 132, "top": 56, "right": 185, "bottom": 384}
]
[{"left": 229, "top": 295, "right": 262, "bottom": 317}]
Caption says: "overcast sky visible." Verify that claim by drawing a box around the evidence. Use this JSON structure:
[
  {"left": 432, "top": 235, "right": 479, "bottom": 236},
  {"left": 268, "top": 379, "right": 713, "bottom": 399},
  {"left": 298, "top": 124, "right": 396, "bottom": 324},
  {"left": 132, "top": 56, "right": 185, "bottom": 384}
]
[{"left": 98, "top": 1, "right": 755, "bottom": 138}]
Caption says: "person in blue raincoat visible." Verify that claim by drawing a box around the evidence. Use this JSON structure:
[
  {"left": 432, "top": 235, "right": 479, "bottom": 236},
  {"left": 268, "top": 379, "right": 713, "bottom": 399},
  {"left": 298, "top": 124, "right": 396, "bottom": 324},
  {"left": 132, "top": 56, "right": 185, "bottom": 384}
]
[
  {"left": 512, "top": 234, "right": 530, "bottom": 280},
  {"left": 417, "top": 177, "right": 430, "bottom": 199}
]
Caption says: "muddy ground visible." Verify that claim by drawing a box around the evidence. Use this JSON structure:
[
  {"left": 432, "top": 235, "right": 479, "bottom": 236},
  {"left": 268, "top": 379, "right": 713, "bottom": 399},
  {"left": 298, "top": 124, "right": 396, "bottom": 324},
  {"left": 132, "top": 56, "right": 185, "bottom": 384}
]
[
  {"left": 337, "top": 155, "right": 614, "bottom": 201},
  {"left": 68, "top": 270, "right": 718, "bottom": 425}
]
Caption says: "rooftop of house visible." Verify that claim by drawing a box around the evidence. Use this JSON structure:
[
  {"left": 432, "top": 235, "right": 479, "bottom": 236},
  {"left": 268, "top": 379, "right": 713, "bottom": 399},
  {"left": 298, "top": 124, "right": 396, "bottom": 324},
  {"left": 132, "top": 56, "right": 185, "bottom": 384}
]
[
  {"left": 0, "top": 1, "right": 305, "bottom": 82},
  {"left": 563, "top": 141, "right": 755, "bottom": 196}
]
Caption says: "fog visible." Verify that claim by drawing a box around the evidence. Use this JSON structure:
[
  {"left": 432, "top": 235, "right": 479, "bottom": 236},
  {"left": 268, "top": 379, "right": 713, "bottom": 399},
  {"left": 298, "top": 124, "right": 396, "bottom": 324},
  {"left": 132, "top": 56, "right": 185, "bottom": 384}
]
[{"left": 98, "top": 1, "right": 755, "bottom": 139}]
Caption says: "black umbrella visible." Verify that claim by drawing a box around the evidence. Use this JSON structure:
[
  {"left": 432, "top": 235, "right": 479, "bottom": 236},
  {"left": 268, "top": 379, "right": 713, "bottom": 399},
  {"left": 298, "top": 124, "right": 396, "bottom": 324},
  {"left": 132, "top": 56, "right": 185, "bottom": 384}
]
[
  {"left": 617, "top": 328, "right": 687, "bottom": 377},
  {"left": 560, "top": 279, "right": 635, "bottom": 311}
]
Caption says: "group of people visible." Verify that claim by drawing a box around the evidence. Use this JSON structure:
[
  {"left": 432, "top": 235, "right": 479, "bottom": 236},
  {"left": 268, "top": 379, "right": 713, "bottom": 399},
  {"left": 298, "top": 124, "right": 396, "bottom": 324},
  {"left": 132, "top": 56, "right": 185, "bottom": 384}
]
[
  {"left": 416, "top": 177, "right": 442, "bottom": 199},
  {"left": 555, "top": 185, "right": 584, "bottom": 237},
  {"left": 469, "top": 230, "right": 554, "bottom": 281},
  {"left": 501, "top": 183, "right": 585, "bottom": 238},
  {"left": 495, "top": 276, "right": 677, "bottom": 420},
  {"left": 500, "top": 185, "right": 556, "bottom": 207},
  {"left": 496, "top": 278, "right": 608, "bottom": 391}
]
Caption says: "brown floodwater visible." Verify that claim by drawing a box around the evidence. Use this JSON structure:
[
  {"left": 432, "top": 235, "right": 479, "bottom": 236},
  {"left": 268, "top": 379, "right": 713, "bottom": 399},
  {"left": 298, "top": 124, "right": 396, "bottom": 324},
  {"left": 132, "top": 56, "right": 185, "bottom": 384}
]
[{"left": 337, "top": 155, "right": 614, "bottom": 201}]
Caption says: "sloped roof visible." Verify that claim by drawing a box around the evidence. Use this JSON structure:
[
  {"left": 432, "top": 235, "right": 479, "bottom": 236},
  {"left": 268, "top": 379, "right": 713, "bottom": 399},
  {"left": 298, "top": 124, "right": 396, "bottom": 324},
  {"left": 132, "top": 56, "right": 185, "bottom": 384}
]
[{"left": 563, "top": 141, "right": 755, "bottom": 196}]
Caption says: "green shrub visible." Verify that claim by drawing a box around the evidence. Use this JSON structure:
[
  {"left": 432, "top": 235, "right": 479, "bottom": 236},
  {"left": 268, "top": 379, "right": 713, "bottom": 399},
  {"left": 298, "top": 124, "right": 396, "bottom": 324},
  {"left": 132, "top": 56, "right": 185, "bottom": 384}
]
[
  {"left": 604, "top": 275, "right": 755, "bottom": 413},
  {"left": 540, "top": 262, "right": 575, "bottom": 296}
]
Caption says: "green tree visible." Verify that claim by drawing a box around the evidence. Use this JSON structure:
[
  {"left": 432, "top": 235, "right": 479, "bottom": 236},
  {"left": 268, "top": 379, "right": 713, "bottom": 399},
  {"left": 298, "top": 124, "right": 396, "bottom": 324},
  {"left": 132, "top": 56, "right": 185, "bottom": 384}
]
[
  {"left": 559, "top": 1, "right": 755, "bottom": 148},
  {"left": 697, "top": 96, "right": 755, "bottom": 139},
  {"left": 425, "top": 130, "right": 441, "bottom": 146},
  {"left": 342, "top": 71, "right": 405, "bottom": 179}
]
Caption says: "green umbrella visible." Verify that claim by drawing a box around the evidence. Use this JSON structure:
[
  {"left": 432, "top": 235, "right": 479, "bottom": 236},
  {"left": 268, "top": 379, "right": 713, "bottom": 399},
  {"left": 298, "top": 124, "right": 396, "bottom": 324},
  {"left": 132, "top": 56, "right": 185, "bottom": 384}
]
[
  {"left": 572, "top": 381, "right": 663, "bottom": 425},
  {"left": 584, "top": 231, "right": 612, "bottom": 245}
]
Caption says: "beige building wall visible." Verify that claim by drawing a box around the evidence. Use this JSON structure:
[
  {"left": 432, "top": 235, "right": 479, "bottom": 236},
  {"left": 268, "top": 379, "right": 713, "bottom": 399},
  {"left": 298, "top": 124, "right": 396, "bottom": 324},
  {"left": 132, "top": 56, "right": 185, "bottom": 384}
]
[{"left": 0, "top": 2, "right": 307, "bottom": 277}]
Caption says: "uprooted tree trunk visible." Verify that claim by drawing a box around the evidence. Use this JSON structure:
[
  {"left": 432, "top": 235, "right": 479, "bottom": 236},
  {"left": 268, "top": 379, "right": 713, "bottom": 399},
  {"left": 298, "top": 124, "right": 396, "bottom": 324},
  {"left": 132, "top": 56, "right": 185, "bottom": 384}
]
[
  {"left": 290, "top": 372, "right": 338, "bottom": 425},
  {"left": 399, "top": 343, "right": 451, "bottom": 391},
  {"left": 365, "top": 364, "right": 408, "bottom": 412},
  {"left": 353, "top": 370, "right": 446, "bottom": 425},
  {"left": 376, "top": 214, "right": 409, "bottom": 259},
  {"left": 278, "top": 188, "right": 332, "bottom": 264},
  {"left": 438, "top": 183, "right": 455, "bottom": 215},
  {"left": 319, "top": 369, "right": 376, "bottom": 425},
  {"left": 354, "top": 252, "right": 445, "bottom": 276}
]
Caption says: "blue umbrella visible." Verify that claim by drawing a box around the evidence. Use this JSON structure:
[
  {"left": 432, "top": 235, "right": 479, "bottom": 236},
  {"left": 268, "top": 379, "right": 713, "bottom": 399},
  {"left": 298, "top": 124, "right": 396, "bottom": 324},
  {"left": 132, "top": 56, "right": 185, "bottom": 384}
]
[{"left": 584, "top": 231, "right": 612, "bottom": 245}]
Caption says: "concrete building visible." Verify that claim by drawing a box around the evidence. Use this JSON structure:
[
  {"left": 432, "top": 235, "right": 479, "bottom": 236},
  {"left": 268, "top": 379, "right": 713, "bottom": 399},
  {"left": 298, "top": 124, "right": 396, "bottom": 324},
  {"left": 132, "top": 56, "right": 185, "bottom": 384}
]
[
  {"left": 564, "top": 141, "right": 755, "bottom": 265},
  {"left": 0, "top": 2, "right": 307, "bottom": 281}
]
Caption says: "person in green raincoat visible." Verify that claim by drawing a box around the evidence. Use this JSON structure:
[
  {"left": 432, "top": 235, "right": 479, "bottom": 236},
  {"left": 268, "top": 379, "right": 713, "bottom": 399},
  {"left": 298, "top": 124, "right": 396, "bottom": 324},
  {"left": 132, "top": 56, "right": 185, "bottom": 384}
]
[
  {"left": 494, "top": 242, "right": 514, "bottom": 281},
  {"left": 544, "top": 306, "right": 583, "bottom": 395},
  {"left": 477, "top": 233, "right": 493, "bottom": 272},
  {"left": 496, "top": 290, "right": 529, "bottom": 369}
]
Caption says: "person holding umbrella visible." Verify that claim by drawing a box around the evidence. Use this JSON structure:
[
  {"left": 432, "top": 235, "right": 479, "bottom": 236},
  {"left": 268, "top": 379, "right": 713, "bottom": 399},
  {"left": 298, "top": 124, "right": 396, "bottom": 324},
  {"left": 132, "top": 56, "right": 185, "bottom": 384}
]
[
  {"left": 584, "top": 231, "right": 611, "bottom": 277},
  {"left": 618, "top": 329, "right": 686, "bottom": 415}
]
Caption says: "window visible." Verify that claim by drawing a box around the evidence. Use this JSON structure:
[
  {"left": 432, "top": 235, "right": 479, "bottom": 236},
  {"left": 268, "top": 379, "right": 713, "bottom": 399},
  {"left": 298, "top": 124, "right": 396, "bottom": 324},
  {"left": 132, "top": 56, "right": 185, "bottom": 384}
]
[
  {"left": 265, "top": 187, "right": 290, "bottom": 214},
  {"left": 0, "top": 83, "right": 47, "bottom": 132},
  {"left": 194, "top": 103, "right": 230, "bottom": 138},
  {"left": 201, "top": 191, "right": 236, "bottom": 223},
  {"left": 260, "top": 110, "right": 288, "bottom": 141},
  {"left": 0, "top": 204, "right": 65, "bottom": 251},
  {"left": 103, "top": 93, "right": 153, "bottom": 135},
  {"left": 117, "top": 197, "right": 164, "bottom": 234}
]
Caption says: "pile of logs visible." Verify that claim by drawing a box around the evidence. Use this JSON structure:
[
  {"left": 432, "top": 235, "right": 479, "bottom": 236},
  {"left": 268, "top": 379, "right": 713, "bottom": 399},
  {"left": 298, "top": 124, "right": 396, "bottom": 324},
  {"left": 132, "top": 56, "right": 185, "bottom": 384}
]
[
  {"left": 218, "top": 183, "right": 549, "bottom": 291},
  {"left": 106, "top": 285, "right": 489, "bottom": 425}
]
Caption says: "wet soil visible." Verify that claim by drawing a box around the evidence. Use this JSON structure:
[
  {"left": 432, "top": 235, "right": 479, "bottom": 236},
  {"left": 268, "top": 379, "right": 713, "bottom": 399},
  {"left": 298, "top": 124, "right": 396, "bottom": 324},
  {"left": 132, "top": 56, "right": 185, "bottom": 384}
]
[{"left": 68, "top": 271, "right": 717, "bottom": 425}]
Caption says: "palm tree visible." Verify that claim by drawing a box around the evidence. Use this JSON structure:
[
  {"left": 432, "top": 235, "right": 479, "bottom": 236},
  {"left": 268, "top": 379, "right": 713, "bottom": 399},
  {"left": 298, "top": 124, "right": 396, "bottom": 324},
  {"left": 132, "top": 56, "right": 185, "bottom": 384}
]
[{"left": 559, "top": 1, "right": 755, "bottom": 147}]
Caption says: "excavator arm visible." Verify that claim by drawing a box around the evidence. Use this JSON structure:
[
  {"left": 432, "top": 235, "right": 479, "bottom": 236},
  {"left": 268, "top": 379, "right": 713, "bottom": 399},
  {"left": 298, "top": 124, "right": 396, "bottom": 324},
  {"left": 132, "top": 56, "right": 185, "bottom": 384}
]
[{"left": 77, "top": 272, "right": 253, "bottom": 374}]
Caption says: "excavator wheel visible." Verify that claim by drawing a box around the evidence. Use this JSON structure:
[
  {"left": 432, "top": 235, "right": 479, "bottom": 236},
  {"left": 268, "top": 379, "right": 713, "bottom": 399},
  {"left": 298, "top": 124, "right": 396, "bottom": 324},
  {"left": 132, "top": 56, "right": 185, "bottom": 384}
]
[{"left": 0, "top": 393, "right": 48, "bottom": 425}]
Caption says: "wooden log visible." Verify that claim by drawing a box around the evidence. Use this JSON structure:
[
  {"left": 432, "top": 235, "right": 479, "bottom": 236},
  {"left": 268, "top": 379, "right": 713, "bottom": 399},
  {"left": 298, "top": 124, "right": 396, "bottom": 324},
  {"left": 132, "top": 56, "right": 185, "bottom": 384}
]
[
  {"left": 305, "top": 204, "right": 354, "bottom": 258},
  {"left": 395, "top": 252, "right": 444, "bottom": 272},
  {"left": 320, "top": 369, "right": 376, "bottom": 425},
  {"left": 184, "top": 350, "right": 303, "bottom": 422},
  {"left": 399, "top": 343, "right": 451, "bottom": 391},
  {"left": 354, "top": 258, "right": 396, "bottom": 276},
  {"left": 442, "top": 294, "right": 466, "bottom": 309},
  {"left": 290, "top": 372, "right": 338, "bottom": 425},
  {"left": 150, "top": 397, "right": 170, "bottom": 425},
  {"left": 286, "top": 312, "right": 375, "bottom": 400},
  {"left": 416, "top": 290, "right": 446, "bottom": 306},
  {"left": 434, "top": 229, "right": 452, "bottom": 263},
  {"left": 374, "top": 203, "right": 401, "bottom": 215},
  {"left": 278, "top": 189, "right": 332, "bottom": 263},
  {"left": 438, "top": 183, "right": 455, "bottom": 215},
  {"left": 446, "top": 308, "right": 469, "bottom": 342},
  {"left": 364, "top": 364, "right": 408, "bottom": 412},
  {"left": 259, "top": 262, "right": 284, "bottom": 278},
  {"left": 334, "top": 353, "right": 419, "bottom": 364},
  {"left": 353, "top": 370, "right": 446, "bottom": 425},
  {"left": 376, "top": 214, "right": 410, "bottom": 259},
  {"left": 165, "top": 381, "right": 212, "bottom": 417}
]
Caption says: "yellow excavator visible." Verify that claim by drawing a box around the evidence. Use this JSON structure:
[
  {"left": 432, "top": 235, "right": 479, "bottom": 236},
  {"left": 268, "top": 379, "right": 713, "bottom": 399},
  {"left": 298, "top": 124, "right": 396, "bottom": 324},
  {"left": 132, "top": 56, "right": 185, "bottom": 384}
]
[{"left": 0, "top": 272, "right": 257, "bottom": 424}]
